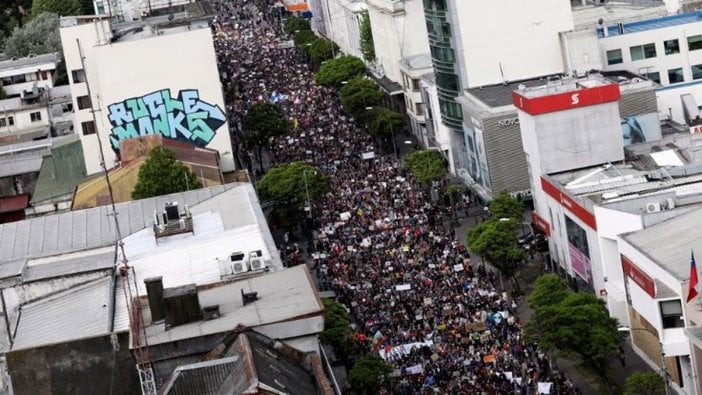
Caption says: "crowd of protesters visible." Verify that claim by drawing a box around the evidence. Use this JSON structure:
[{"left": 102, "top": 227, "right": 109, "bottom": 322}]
[{"left": 211, "top": 1, "right": 577, "bottom": 393}]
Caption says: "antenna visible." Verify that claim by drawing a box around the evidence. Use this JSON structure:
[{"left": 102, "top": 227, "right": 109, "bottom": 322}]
[{"left": 76, "top": 39, "right": 157, "bottom": 395}]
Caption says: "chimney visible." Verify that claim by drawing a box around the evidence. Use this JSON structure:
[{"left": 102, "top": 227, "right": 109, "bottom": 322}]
[{"left": 144, "top": 276, "right": 165, "bottom": 322}]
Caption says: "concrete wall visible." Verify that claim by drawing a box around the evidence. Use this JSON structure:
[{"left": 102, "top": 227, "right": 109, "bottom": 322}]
[
  {"left": 0, "top": 106, "right": 50, "bottom": 137},
  {"left": 560, "top": 29, "right": 603, "bottom": 76},
  {"left": 7, "top": 332, "right": 140, "bottom": 395},
  {"left": 656, "top": 82, "right": 702, "bottom": 124},
  {"left": 455, "top": 0, "right": 573, "bottom": 88}
]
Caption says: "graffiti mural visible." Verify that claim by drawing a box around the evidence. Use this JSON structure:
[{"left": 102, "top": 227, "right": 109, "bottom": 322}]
[{"left": 107, "top": 89, "right": 226, "bottom": 151}]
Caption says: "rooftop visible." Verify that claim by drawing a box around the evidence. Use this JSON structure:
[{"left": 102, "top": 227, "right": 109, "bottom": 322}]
[
  {"left": 30, "top": 138, "right": 87, "bottom": 205},
  {"left": 572, "top": 2, "right": 668, "bottom": 30},
  {"left": 120, "top": 265, "right": 322, "bottom": 345},
  {"left": 621, "top": 207, "right": 702, "bottom": 281},
  {"left": 400, "top": 54, "right": 433, "bottom": 71},
  {"left": 598, "top": 10, "right": 702, "bottom": 38},
  {"left": 0, "top": 52, "right": 60, "bottom": 75},
  {"left": 465, "top": 75, "right": 561, "bottom": 109},
  {"left": 0, "top": 195, "right": 29, "bottom": 214}
]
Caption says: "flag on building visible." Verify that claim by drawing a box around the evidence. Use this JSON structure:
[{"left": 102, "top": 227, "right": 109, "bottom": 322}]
[{"left": 687, "top": 250, "right": 699, "bottom": 303}]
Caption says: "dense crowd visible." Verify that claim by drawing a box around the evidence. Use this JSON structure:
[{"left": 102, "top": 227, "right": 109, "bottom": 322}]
[{"left": 211, "top": 1, "right": 577, "bottom": 393}]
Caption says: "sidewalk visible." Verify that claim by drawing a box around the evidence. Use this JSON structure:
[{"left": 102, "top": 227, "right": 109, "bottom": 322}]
[{"left": 454, "top": 213, "right": 653, "bottom": 394}]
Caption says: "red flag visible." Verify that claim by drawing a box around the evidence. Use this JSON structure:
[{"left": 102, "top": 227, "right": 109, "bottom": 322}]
[{"left": 688, "top": 251, "right": 698, "bottom": 303}]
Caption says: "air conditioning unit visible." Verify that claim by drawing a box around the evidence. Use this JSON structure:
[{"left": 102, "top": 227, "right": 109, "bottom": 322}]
[
  {"left": 219, "top": 252, "right": 248, "bottom": 277},
  {"left": 646, "top": 202, "right": 661, "bottom": 213},
  {"left": 249, "top": 250, "right": 266, "bottom": 271}
]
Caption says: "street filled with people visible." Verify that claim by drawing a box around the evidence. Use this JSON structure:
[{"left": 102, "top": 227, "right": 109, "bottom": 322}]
[{"left": 211, "top": 1, "right": 577, "bottom": 393}]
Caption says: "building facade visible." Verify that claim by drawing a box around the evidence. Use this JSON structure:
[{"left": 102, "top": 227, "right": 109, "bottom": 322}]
[
  {"left": 311, "top": 0, "right": 366, "bottom": 59},
  {"left": 59, "top": 13, "right": 235, "bottom": 175}
]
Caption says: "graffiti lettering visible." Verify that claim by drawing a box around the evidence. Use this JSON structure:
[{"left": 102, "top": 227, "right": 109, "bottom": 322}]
[{"left": 108, "top": 89, "right": 226, "bottom": 151}]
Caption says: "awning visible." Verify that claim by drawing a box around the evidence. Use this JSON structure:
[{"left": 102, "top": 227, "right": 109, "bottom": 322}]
[{"left": 368, "top": 73, "right": 403, "bottom": 96}]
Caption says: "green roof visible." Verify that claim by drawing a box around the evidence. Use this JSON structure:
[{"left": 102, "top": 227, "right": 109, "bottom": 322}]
[{"left": 31, "top": 139, "right": 87, "bottom": 205}]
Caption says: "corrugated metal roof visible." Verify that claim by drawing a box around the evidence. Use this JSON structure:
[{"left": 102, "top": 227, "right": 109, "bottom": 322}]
[
  {"left": 30, "top": 139, "right": 87, "bottom": 204},
  {"left": 22, "top": 249, "right": 114, "bottom": 283},
  {"left": 0, "top": 152, "right": 45, "bottom": 178},
  {"left": 0, "top": 53, "right": 59, "bottom": 74},
  {"left": 163, "top": 356, "right": 248, "bottom": 395},
  {"left": 12, "top": 276, "right": 113, "bottom": 350},
  {"left": 622, "top": 207, "right": 702, "bottom": 280},
  {"left": 0, "top": 185, "right": 235, "bottom": 262}
]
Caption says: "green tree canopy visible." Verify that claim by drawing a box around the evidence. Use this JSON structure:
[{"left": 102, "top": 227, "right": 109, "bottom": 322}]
[
  {"left": 348, "top": 354, "right": 392, "bottom": 394},
  {"left": 3, "top": 12, "right": 61, "bottom": 58},
  {"left": 624, "top": 372, "right": 665, "bottom": 395},
  {"left": 359, "top": 11, "right": 375, "bottom": 62},
  {"left": 526, "top": 289, "right": 624, "bottom": 386},
  {"left": 315, "top": 55, "right": 366, "bottom": 88},
  {"left": 489, "top": 191, "right": 524, "bottom": 221},
  {"left": 308, "top": 38, "right": 337, "bottom": 65},
  {"left": 527, "top": 273, "right": 570, "bottom": 311},
  {"left": 284, "top": 16, "right": 310, "bottom": 34},
  {"left": 31, "top": 0, "right": 81, "bottom": 17},
  {"left": 368, "top": 107, "right": 404, "bottom": 137},
  {"left": 256, "top": 161, "right": 331, "bottom": 213},
  {"left": 444, "top": 184, "right": 466, "bottom": 205},
  {"left": 339, "top": 76, "right": 384, "bottom": 120},
  {"left": 242, "top": 102, "right": 290, "bottom": 172},
  {"left": 320, "top": 299, "right": 357, "bottom": 359},
  {"left": 132, "top": 147, "right": 202, "bottom": 199},
  {"left": 293, "top": 29, "right": 316, "bottom": 48},
  {"left": 0, "top": 0, "right": 32, "bottom": 37},
  {"left": 404, "top": 149, "right": 447, "bottom": 184},
  {"left": 466, "top": 218, "right": 526, "bottom": 286}
]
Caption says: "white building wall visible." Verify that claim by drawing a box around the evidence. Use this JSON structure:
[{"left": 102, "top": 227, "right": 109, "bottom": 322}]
[
  {"left": 599, "top": 21, "right": 702, "bottom": 86},
  {"left": 657, "top": 83, "right": 702, "bottom": 124},
  {"left": 324, "top": 0, "right": 365, "bottom": 59},
  {"left": 420, "top": 77, "right": 455, "bottom": 175},
  {"left": 454, "top": 0, "right": 573, "bottom": 88},
  {"left": 0, "top": 105, "right": 50, "bottom": 136},
  {"left": 365, "top": 0, "right": 429, "bottom": 85},
  {"left": 61, "top": 20, "right": 234, "bottom": 175},
  {"left": 560, "top": 29, "right": 603, "bottom": 76}
]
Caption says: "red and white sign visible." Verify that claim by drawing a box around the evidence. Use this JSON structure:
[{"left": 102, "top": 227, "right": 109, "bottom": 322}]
[
  {"left": 512, "top": 84, "right": 620, "bottom": 115},
  {"left": 541, "top": 176, "right": 597, "bottom": 230},
  {"left": 690, "top": 125, "right": 702, "bottom": 134},
  {"left": 530, "top": 211, "right": 551, "bottom": 237},
  {"left": 621, "top": 254, "right": 656, "bottom": 298}
]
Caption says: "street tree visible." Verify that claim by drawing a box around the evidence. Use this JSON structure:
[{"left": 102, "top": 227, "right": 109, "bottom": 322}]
[
  {"left": 466, "top": 218, "right": 526, "bottom": 293},
  {"left": 526, "top": 289, "right": 624, "bottom": 389},
  {"left": 320, "top": 299, "right": 356, "bottom": 360},
  {"left": 242, "top": 102, "right": 290, "bottom": 172},
  {"left": 359, "top": 11, "right": 375, "bottom": 62},
  {"left": 308, "top": 38, "right": 337, "bottom": 65},
  {"left": 3, "top": 12, "right": 61, "bottom": 58},
  {"left": 31, "top": 0, "right": 81, "bottom": 17},
  {"left": 489, "top": 190, "right": 524, "bottom": 221},
  {"left": 293, "top": 30, "right": 316, "bottom": 48},
  {"left": 444, "top": 184, "right": 466, "bottom": 206},
  {"left": 339, "top": 76, "right": 384, "bottom": 120},
  {"left": 132, "top": 147, "right": 202, "bottom": 199},
  {"left": 256, "top": 161, "right": 331, "bottom": 226},
  {"left": 624, "top": 372, "right": 665, "bottom": 395},
  {"left": 404, "top": 149, "right": 447, "bottom": 184},
  {"left": 527, "top": 273, "right": 570, "bottom": 310},
  {"left": 348, "top": 354, "right": 392, "bottom": 394},
  {"left": 284, "top": 16, "right": 310, "bottom": 34},
  {"left": 315, "top": 55, "right": 365, "bottom": 88},
  {"left": 368, "top": 107, "right": 404, "bottom": 136}
]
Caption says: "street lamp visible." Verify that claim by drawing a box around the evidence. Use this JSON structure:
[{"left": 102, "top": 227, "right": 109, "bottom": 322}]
[{"left": 618, "top": 326, "right": 670, "bottom": 395}]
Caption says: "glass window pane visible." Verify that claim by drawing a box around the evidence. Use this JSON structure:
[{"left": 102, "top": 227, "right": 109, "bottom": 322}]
[
  {"left": 693, "top": 65, "right": 702, "bottom": 80},
  {"left": 630, "top": 46, "right": 644, "bottom": 61},
  {"left": 643, "top": 43, "right": 657, "bottom": 59},
  {"left": 688, "top": 35, "right": 702, "bottom": 51},
  {"left": 607, "top": 49, "right": 623, "bottom": 65},
  {"left": 646, "top": 71, "right": 660, "bottom": 83},
  {"left": 664, "top": 39, "right": 680, "bottom": 55},
  {"left": 668, "top": 67, "right": 684, "bottom": 83}
]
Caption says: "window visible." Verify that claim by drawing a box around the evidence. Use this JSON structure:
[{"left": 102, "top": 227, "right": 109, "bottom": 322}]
[
  {"left": 25, "top": 73, "right": 37, "bottom": 82},
  {"left": 630, "top": 43, "right": 657, "bottom": 61},
  {"left": 668, "top": 67, "right": 684, "bottom": 84},
  {"left": 688, "top": 35, "right": 702, "bottom": 51},
  {"left": 30, "top": 111, "right": 41, "bottom": 122},
  {"left": 0, "top": 118, "right": 5, "bottom": 127},
  {"left": 71, "top": 69, "right": 86, "bottom": 83},
  {"left": 660, "top": 300, "right": 684, "bottom": 328},
  {"left": 415, "top": 103, "right": 424, "bottom": 115},
  {"left": 76, "top": 95, "right": 92, "bottom": 110},
  {"left": 693, "top": 64, "right": 702, "bottom": 80},
  {"left": 96, "top": 1, "right": 106, "bottom": 14},
  {"left": 412, "top": 79, "right": 420, "bottom": 92},
  {"left": 664, "top": 39, "right": 680, "bottom": 55},
  {"left": 81, "top": 120, "right": 96, "bottom": 135},
  {"left": 7, "top": 116, "right": 13, "bottom": 126},
  {"left": 606, "top": 49, "right": 623, "bottom": 65},
  {"left": 646, "top": 71, "right": 661, "bottom": 83}
]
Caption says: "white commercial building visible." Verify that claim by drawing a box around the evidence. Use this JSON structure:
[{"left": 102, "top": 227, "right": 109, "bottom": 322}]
[
  {"left": 419, "top": 73, "right": 460, "bottom": 175},
  {"left": 399, "top": 54, "right": 433, "bottom": 138},
  {"left": 93, "top": 0, "right": 195, "bottom": 22},
  {"left": 0, "top": 53, "right": 60, "bottom": 99},
  {"left": 312, "top": 0, "right": 366, "bottom": 59},
  {"left": 59, "top": 11, "right": 235, "bottom": 176}
]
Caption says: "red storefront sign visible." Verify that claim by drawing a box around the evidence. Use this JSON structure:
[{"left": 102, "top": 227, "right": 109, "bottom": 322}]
[
  {"left": 621, "top": 254, "right": 656, "bottom": 298},
  {"left": 541, "top": 176, "right": 597, "bottom": 230},
  {"left": 512, "top": 83, "right": 620, "bottom": 115},
  {"left": 530, "top": 211, "right": 551, "bottom": 237}
]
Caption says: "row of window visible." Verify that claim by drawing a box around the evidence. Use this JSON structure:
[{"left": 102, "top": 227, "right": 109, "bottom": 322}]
[
  {"left": 0, "top": 71, "right": 51, "bottom": 87},
  {"left": 607, "top": 35, "right": 702, "bottom": 65},
  {"left": 642, "top": 64, "right": 702, "bottom": 85},
  {"left": 0, "top": 116, "right": 14, "bottom": 127}
]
